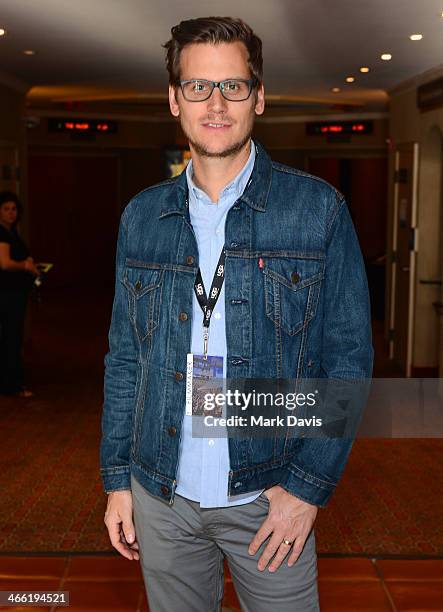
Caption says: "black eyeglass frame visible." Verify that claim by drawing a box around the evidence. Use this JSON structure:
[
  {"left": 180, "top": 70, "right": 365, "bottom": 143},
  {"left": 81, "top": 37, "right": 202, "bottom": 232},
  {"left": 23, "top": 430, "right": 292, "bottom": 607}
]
[{"left": 177, "top": 78, "right": 258, "bottom": 102}]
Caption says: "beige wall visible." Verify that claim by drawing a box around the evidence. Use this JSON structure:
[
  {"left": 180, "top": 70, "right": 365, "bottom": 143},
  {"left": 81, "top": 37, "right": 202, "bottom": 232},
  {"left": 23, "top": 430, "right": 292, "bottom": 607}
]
[{"left": 388, "top": 76, "right": 443, "bottom": 370}]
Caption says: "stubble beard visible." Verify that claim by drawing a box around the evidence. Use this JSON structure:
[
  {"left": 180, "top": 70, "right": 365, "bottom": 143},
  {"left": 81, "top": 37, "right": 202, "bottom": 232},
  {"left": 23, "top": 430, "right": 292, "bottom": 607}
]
[{"left": 180, "top": 113, "right": 255, "bottom": 159}]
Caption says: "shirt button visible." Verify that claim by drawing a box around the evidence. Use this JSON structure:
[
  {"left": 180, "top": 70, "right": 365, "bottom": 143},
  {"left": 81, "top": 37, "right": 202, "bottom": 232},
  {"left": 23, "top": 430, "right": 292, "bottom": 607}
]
[
  {"left": 168, "top": 426, "right": 177, "bottom": 437},
  {"left": 179, "top": 312, "right": 188, "bottom": 321},
  {"left": 291, "top": 272, "right": 301, "bottom": 284},
  {"left": 174, "top": 372, "right": 184, "bottom": 381},
  {"left": 186, "top": 255, "right": 194, "bottom": 265},
  {"left": 208, "top": 439, "right": 215, "bottom": 446},
  {"left": 216, "top": 229, "right": 222, "bottom": 235},
  {"left": 135, "top": 280, "right": 142, "bottom": 291},
  {"left": 214, "top": 312, "right": 221, "bottom": 320},
  {"left": 160, "top": 485, "right": 169, "bottom": 495}
]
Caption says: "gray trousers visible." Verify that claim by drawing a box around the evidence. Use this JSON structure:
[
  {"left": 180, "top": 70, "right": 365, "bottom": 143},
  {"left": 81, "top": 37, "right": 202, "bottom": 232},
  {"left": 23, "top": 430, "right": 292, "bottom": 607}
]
[{"left": 132, "top": 476, "right": 320, "bottom": 612}]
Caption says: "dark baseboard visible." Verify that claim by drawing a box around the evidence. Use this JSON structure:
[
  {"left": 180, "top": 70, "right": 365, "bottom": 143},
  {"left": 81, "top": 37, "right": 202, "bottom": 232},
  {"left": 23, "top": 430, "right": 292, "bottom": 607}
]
[{"left": 410, "top": 366, "right": 439, "bottom": 377}]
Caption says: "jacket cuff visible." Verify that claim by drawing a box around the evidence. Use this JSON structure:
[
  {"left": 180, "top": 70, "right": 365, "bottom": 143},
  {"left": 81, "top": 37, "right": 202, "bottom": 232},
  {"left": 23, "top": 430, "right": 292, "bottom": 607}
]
[
  {"left": 279, "top": 463, "right": 336, "bottom": 507},
  {"left": 100, "top": 466, "right": 131, "bottom": 493}
]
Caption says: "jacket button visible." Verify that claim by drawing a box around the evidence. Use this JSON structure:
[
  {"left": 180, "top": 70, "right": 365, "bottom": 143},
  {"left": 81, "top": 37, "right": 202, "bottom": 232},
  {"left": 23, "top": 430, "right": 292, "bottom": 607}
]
[
  {"left": 186, "top": 255, "right": 194, "bottom": 265},
  {"left": 160, "top": 485, "right": 169, "bottom": 495},
  {"left": 231, "top": 358, "right": 244, "bottom": 366},
  {"left": 174, "top": 371, "right": 184, "bottom": 381},
  {"left": 168, "top": 426, "right": 177, "bottom": 436},
  {"left": 291, "top": 272, "right": 301, "bottom": 284},
  {"left": 135, "top": 280, "right": 142, "bottom": 290},
  {"left": 179, "top": 312, "right": 188, "bottom": 321}
]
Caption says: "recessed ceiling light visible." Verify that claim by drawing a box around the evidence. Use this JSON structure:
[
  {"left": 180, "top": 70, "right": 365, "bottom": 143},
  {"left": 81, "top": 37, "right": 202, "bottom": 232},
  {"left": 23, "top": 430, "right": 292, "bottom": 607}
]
[
  {"left": 23, "top": 49, "right": 36, "bottom": 56},
  {"left": 0, "top": 28, "right": 6, "bottom": 36},
  {"left": 381, "top": 53, "right": 392, "bottom": 60},
  {"left": 345, "top": 76, "right": 355, "bottom": 83},
  {"left": 360, "top": 67, "right": 370, "bottom": 73},
  {"left": 331, "top": 87, "right": 341, "bottom": 93},
  {"left": 410, "top": 33, "right": 423, "bottom": 40}
]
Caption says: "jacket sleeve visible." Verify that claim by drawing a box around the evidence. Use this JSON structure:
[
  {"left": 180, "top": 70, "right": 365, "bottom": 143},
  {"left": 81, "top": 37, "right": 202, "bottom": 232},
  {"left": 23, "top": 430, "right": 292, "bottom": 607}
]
[
  {"left": 100, "top": 206, "right": 137, "bottom": 492},
  {"left": 280, "top": 195, "right": 374, "bottom": 506}
]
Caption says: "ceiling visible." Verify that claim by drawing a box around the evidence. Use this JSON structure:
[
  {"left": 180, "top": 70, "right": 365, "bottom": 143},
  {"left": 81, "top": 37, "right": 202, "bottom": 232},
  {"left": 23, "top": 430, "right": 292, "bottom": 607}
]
[{"left": 1, "top": 0, "right": 442, "bottom": 112}]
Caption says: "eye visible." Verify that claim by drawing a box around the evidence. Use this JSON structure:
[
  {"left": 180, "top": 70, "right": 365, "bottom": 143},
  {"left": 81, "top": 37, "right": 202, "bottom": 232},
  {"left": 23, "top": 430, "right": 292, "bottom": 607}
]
[
  {"left": 224, "top": 80, "right": 240, "bottom": 91},
  {"left": 193, "top": 81, "right": 208, "bottom": 92}
]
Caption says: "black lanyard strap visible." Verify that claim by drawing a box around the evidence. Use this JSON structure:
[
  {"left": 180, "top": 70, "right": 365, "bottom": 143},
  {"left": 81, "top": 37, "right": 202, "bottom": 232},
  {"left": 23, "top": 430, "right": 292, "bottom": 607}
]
[{"left": 194, "top": 249, "right": 226, "bottom": 328}]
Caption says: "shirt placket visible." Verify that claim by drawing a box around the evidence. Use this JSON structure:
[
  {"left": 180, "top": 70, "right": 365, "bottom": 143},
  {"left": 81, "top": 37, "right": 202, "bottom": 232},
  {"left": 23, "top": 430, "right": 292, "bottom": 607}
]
[{"left": 200, "top": 195, "right": 229, "bottom": 506}]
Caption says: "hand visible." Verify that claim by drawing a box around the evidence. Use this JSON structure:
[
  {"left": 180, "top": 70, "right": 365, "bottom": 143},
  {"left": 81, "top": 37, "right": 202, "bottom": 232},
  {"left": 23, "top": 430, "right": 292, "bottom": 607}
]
[
  {"left": 24, "top": 258, "right": 39, "bottom": 276},
  {"left": 248, "top": 485, "right": 318, "bottom": 572},
  {"left": 104, "top": 490, "right": 139, "bottom": 561}
]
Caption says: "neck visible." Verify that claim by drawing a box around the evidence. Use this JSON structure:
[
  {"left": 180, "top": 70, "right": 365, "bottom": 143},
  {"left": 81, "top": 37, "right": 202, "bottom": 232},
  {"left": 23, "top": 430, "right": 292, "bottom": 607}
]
[
  {"left": 0, "top": 221, "right": 12, "bottom": 231},
  {"left": 190, "top": 139, "right": 251, "bottom": 203}
]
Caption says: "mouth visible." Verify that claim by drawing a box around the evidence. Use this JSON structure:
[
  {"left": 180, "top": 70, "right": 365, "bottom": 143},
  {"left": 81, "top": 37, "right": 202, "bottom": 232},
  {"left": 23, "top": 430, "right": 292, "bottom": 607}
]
[{"left": 202, "top": 122, "right": 231, "bottom": 129}]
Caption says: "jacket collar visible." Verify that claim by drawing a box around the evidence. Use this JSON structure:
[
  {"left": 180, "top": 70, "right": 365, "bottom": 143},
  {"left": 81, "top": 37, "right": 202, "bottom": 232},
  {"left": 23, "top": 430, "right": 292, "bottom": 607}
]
[{"left": 159, "top": 140, "right": 272, "bottom": 218}]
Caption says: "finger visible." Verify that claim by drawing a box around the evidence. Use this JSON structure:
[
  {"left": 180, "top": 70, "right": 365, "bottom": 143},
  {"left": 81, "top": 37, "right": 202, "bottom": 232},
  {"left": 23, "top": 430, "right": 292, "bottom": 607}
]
[
  {"left": 122, "top": 517, "right": 136, "bottom": 545},
  {"left": 248, "top": 519, "right": 273, "bottom": 556},
  {"left": 288, "top": 537, "right": 306, "bottom": 567},
  {"left": 257, "top": 532, "right": 284, "bottom": 571},
  {"left": 119, "top": 527, "right": 140, "bottom": 560},
  {"left": 268, "top": 541, "right": 292, "bottom": 572},
  {"left": 108, "top": 521, "right": 134, "bottom": 560}
]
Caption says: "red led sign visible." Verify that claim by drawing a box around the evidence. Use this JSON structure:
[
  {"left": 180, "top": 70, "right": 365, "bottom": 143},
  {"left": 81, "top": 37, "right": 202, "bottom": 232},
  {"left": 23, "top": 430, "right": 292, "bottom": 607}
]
[
  {"left": 307, "top": 120, "right": 372, "bottom": 135},
  {"left": 48, "top": 118, "right": 117, "bottom": 134}
]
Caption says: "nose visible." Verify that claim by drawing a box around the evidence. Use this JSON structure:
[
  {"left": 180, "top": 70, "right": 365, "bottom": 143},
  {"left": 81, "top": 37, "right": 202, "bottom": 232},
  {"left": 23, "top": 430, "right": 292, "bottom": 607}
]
[{"left": 207, "top": 85, "right": 228, "bottom": 114}]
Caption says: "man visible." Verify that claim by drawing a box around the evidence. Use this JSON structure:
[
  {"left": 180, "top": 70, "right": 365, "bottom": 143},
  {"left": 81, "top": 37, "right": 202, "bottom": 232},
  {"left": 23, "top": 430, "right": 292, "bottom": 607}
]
[{"left": 101, "top": 16, "right": 373, "bottom": 612}]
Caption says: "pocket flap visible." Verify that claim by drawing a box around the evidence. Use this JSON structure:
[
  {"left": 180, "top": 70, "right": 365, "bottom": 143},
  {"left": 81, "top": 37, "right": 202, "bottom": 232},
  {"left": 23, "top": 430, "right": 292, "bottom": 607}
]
[
  {"left": 262, "top": 257, "right": 324, "bottom": 291},
  {"left": 122, "top": 265, "right": 163, "bottom": 298}
]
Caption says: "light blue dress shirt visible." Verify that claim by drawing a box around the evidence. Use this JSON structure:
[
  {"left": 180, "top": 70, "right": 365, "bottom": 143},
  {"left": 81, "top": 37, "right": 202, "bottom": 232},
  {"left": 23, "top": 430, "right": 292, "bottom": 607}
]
[{"left": 175, "top": 142, "right": 262, "bottom": 507}]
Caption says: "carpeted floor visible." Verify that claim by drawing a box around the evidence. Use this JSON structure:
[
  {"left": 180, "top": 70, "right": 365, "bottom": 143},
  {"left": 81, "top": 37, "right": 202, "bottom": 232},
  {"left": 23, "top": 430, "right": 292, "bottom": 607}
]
[{"left": 1, "top": 288, "right": 442, "bottom": 555}]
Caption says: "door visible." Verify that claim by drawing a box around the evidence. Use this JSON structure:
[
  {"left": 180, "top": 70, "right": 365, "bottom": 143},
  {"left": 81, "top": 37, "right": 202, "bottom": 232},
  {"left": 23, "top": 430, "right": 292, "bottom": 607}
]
[
  {"left": 0, "top": 145, "right": 19, "bottom": 193},
  {"left": 389, "top": 143, "right": 419, "bottom": 376},
  {"left": 28, "top": 154, "right": 120, "bottom": 289},
  {"left": 438, "top": 146, "right": 443, "bottom": 378}
]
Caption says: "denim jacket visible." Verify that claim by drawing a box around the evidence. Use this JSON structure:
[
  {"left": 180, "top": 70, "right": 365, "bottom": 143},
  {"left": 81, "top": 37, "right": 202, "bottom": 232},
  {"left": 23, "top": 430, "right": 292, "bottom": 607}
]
[{"left": 100, "top": 141, "right": 373, "bottom": 507}]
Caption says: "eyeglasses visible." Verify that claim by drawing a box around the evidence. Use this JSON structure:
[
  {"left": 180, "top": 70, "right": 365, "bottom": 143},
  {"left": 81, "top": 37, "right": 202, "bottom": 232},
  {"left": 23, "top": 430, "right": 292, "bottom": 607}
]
[{"left": 178, "top": 78, "right": 257, "bottom": 102}]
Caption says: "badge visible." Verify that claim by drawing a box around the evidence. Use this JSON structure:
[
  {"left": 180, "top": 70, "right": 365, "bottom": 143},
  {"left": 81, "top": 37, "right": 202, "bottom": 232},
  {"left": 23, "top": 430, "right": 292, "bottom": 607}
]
[{"left": 186, "top": 353, "right": 224, "bottom": 416}]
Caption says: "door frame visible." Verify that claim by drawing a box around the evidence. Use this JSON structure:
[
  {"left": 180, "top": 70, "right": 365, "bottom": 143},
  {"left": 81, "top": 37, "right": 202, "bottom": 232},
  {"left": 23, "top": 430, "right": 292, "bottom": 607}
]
[{"left": 388, "top": 142, "right": 419, "bottom": 376}]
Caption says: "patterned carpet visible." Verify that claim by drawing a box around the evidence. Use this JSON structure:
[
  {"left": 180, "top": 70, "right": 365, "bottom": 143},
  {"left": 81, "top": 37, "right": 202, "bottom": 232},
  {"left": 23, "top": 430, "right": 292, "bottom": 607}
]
[{"left": 1, "top": 288, "right": 442, "bottom": 555}]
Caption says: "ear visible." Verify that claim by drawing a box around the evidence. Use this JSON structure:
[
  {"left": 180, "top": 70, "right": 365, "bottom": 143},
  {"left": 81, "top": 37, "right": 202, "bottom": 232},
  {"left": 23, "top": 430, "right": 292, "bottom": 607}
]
[
  {"left": 169, "top": 85, "right": 180, "bottom": 117},
  {"left": 254, "top": 82, "right": 265, "bottom": 116}
]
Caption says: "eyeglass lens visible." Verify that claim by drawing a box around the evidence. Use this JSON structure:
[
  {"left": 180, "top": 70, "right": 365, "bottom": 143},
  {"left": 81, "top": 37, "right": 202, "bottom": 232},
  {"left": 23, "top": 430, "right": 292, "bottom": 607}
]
[{"left": 182, "top": 80, "right": 251, "bottom": 101}]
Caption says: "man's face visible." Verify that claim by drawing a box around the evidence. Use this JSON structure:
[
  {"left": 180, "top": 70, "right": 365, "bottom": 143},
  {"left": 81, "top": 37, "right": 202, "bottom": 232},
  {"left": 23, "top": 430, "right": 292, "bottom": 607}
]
[{"left": 169, "top": 41, "right": 265, "bottom": 158}]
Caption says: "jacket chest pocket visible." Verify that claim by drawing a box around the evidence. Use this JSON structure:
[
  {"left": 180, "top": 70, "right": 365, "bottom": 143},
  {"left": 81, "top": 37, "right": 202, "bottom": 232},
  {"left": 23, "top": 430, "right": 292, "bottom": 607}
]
[
  {"left": 122, "top": 265, "right": 164, "bottom": 341},
  {"left": 262, "top": 257, "right": 324, "bottom": 336}
]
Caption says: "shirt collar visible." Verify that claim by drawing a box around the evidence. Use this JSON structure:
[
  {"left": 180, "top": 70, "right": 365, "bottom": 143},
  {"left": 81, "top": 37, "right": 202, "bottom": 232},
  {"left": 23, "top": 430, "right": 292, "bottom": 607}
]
[{"left": 185, "top": 141, "right": 256, "bottom": 203}]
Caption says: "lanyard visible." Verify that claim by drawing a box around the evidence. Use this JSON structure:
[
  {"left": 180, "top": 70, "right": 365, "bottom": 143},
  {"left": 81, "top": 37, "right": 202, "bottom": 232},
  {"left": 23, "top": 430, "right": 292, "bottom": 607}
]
[{"left": 194, "top": 249, "right": 225, "bottom": 358}]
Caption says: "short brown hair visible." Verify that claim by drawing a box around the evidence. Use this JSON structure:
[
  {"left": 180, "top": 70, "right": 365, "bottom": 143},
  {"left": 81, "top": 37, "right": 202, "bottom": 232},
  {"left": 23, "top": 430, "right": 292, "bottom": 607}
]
[{"left": 163, "top": 16, "right": 263, "bottom": 85}]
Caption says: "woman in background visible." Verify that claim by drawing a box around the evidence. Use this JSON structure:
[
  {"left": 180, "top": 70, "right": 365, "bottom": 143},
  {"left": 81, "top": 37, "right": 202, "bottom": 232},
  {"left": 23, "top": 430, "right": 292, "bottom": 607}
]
[{"left": 0, "top": 191, "right": 39, "bottom": 397}]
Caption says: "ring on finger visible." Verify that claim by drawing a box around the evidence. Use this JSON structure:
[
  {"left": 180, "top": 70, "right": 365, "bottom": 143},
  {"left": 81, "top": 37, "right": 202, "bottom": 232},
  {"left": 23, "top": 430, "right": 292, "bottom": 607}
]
[{"left": 282, "top": 538, "right": 293, "bottom": 546}]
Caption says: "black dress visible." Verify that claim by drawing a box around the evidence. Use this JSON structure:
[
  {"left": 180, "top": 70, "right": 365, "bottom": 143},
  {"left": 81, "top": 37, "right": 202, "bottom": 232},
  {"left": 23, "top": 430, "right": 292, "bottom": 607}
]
[{"left": 0, "top": 224, "right": 34, "bottom": 394}]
